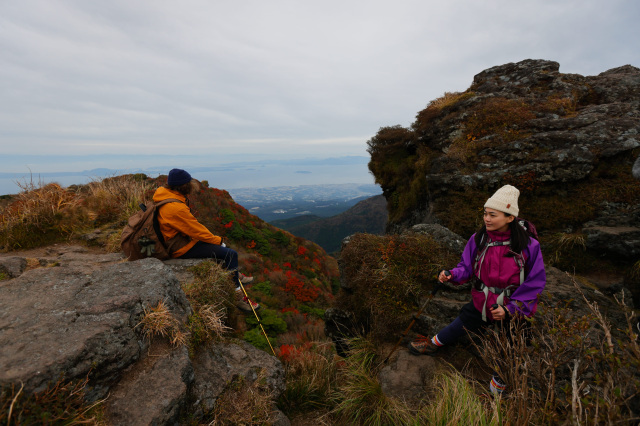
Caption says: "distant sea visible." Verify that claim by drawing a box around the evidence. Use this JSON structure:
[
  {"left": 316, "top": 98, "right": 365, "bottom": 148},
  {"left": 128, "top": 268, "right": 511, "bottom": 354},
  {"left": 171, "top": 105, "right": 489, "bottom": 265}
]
[{"left": 0, "top": 155, "right": 376, "bottom": 196}]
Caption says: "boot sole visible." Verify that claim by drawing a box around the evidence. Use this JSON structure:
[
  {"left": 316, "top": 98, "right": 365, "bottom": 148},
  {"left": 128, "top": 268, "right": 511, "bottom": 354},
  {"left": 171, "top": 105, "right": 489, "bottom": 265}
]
[{"left": 409, "top": 345, "right": 437, "bottom": 356}]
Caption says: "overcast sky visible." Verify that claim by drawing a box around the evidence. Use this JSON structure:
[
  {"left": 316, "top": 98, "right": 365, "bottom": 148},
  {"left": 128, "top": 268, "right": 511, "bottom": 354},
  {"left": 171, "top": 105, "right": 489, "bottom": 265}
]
[{"left": 1, "top": 0, "right": 638, "bottom": 164}]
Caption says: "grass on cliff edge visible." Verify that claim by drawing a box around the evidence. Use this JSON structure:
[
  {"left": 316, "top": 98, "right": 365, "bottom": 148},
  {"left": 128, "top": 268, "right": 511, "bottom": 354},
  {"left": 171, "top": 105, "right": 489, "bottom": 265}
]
[{"left": 0, "top": 174, "right": 152, "bottom": 251}]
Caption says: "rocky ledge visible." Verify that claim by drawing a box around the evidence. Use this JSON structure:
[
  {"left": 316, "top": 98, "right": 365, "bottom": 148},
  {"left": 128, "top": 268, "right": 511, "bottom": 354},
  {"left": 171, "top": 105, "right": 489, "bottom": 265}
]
[{"left": 0, "top": 245, "right": 287, "bottom": 425}]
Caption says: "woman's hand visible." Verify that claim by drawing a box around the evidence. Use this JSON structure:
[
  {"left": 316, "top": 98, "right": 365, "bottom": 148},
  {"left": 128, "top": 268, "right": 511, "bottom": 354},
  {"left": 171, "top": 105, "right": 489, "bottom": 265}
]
[
  {"left": 438, "top": 270, "right": 452, "bottom": 283},
  {"left": 490, "top": 305, "right": 506, "bottom": 321}
]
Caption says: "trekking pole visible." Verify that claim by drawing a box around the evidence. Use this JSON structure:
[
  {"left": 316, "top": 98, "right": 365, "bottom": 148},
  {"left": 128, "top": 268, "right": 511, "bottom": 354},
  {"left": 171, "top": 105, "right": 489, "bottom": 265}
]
[
  {"left": 237, "top": 279, "right": 277, "bottom": 356},
  {"left": 378, "top": 272, "right": 447, "bottom": 367}
]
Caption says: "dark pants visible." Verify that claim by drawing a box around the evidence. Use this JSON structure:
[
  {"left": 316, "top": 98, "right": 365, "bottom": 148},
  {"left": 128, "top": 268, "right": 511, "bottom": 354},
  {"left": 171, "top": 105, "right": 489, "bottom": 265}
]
[
  {"left": 437, "top": 302, "right": 528, "bottom": 386},
  {"left": 437, "top": 302, "right": 528, "bottom": 345},
  {"left": 179, "top": 241, "right": 240, "bottom": 287}
]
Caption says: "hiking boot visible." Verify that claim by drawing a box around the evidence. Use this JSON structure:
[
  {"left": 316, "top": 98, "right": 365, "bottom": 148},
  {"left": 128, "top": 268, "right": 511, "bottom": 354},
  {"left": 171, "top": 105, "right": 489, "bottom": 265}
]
[
  {"left": 409, "top": 336, "right": 439, "bottom": 356},
  {"left": 236, "top": 294, "right": 260, "bottom": 312},
  {"left": 239, "top": 273, "right": 254, "bottom": 285}
]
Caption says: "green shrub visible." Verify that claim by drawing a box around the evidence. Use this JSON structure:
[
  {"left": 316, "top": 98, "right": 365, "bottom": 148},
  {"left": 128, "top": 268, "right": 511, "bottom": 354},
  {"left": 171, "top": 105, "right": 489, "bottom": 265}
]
[
  {"left": 299, "top": 305, "right": 325, "bottom": 319},
  {"left": 244, "top": 327, "right": 277, "bottom": 352},
  {"left": 252, "top": 280, "right": 274, "bottom": 296},
  {"left": 245, "top": 308, "right": 287, "bottom": 335}
]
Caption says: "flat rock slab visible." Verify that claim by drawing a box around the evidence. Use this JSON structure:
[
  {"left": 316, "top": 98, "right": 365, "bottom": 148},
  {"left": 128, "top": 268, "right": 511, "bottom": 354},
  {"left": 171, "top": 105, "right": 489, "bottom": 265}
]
[
  {"left": 378, "top": 348, "right": 447, "bottom": 404},
  {"left": 0, "top": 257, "right": 189, "bottom": 398},
  {"left": 104, "top": 342, "right": 194, "bottom": 426}
]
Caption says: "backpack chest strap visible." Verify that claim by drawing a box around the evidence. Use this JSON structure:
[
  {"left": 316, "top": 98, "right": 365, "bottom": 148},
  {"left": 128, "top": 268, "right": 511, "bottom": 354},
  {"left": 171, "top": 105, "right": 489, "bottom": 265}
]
[
  {"left": 480, "top": 283, "right": 515, "bottom": 322},
  {"left": 475, "top": 240, "right": 511, "bottom": 281}
]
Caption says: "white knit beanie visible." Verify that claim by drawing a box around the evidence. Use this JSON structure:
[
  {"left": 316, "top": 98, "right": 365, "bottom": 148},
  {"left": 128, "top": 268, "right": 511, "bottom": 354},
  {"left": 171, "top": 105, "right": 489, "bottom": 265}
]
[{"left": 484, "top": 185, "right": 520, "bottom": 216}]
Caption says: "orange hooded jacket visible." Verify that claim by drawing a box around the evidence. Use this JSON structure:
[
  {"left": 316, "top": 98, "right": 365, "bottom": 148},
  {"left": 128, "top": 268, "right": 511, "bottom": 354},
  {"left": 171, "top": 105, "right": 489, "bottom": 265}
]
[{"left": 153, "top": 186, "right": 222, "bottom": 258}]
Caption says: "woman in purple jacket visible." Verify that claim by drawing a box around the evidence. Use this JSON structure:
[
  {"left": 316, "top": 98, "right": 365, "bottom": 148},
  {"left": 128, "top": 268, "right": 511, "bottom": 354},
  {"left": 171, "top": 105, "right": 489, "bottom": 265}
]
[{"left": 409, "top": 185, "right": 546, "bottom": 395}]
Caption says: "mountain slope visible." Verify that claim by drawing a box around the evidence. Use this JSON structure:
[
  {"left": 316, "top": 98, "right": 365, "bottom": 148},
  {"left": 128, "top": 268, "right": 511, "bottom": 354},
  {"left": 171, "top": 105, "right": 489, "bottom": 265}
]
[{"left": 270, "top": 195, "right": 388, "bottom": 254}]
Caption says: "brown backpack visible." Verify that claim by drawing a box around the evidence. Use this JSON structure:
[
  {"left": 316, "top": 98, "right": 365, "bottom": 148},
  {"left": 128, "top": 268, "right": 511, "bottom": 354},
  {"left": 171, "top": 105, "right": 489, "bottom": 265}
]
[{"left": 120, "top": 198, "right": 189, "bottom": 261}]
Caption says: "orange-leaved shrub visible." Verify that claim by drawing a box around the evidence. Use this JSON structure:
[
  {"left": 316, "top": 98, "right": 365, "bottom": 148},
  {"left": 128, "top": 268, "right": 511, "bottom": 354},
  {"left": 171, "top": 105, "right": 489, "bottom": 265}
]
[{"left": 336, "top": 232, "right": 459, "bottom": 342}]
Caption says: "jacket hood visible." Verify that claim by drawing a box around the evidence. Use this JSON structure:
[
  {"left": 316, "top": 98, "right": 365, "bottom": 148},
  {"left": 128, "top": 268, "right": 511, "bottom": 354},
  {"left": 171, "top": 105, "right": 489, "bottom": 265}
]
[{"left": 153, "top": 186, "right": 186, "bottom": 203}]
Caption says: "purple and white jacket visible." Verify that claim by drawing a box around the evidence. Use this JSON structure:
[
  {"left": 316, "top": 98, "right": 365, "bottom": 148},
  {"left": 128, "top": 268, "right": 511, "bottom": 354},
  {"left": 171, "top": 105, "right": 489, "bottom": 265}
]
[{"left": 449, "top": 229, "right": 546, "bottom": 320}]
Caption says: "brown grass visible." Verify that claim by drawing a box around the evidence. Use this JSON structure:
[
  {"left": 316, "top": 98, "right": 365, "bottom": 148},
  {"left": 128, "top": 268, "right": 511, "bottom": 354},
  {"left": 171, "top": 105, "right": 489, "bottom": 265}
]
[
  {"left": 82, "top": 174, "right": 153, "bottom": 224},
  {"left": 429, "top": 91, "right": 476, "bottom": 110},
  {"left": 278, "top": 342, "right": 339, "bottom": 414},
  {"left": 546, "top": 232, "right": 587, "bottom": 265},
  {"left": 0, "top": 181, "right": 84, "bottom": 250},
  {"left": 0, "top": 174, "right": 154, "bottom": 251},
  {"left": 196, "top": 304, "right": 231, "bottom": 339},
  {"left": 210, "top": 369, "right": 277, "bottom": 425},
  {"left": 0, "top": 376, "right": 106, "bottom": 425},
  {"left": 136, "top": 300, "right": 188, "bottom": 347},
  {"left": 421, "top": 371, "right": 499, "bottom": 425}
]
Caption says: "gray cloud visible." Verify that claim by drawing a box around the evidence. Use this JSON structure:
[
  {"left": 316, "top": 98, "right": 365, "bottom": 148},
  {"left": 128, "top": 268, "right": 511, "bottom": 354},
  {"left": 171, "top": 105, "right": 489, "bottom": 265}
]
[{"left": 1, "top": 0, "right": 638, "bottom": 161}]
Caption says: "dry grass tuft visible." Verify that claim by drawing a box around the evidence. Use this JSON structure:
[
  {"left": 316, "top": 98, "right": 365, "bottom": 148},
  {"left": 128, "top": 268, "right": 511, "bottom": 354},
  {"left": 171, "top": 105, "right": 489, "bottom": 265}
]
[
  {"left": 82, "top": 174, "right": 153, "bottom": 224},
  {"left": 196, "top": 304, "right": 232, "bottom": 339},
  {"left": 183, "top": 261, "right": 236, "bottom": 307},
  {"left": 547, "top": 231, "right": 587, "bottom": 264},
  {"left": 183, "top": 261, "right": 237, "bottom": 353},
  {"left": 428, "top": 91, "right": 475, "bottom": 111},
  {"left": 136, "top": 300, "right": 187, "bottom": 347},
  {"left": 628, "top": 260, "right": 640, "bottom": 281}
]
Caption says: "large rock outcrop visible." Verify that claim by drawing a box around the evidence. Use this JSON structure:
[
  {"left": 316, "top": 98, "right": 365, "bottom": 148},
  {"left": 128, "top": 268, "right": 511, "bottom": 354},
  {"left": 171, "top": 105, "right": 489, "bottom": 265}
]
[
  {"left": 0, "top": 246, "right": 286, "bottom": 424},
  {"left": 367, "top": 59, "right": 640, "bottom": 303}
]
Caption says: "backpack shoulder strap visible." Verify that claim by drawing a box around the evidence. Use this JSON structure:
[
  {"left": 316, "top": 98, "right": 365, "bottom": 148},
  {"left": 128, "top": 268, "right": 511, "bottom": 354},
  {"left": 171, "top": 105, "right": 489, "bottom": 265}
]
[
  {"left": 153, "top": 198, "right": 183, "bottom": 207},
  {"left": 151, "top": 198, "right": 184, "bottom": 244}
]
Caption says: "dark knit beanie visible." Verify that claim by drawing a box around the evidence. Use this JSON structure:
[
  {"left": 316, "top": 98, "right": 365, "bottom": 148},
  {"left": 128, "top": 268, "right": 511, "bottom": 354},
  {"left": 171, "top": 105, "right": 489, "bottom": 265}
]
[{"left": 168, "top": 169, "right": 192, "bottom": 186}]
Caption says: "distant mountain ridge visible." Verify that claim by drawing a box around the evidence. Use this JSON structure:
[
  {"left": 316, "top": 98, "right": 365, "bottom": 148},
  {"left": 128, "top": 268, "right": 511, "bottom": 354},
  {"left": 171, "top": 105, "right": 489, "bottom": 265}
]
[{"left": 270, "top": 195, "right": 388, "bottom": 254}]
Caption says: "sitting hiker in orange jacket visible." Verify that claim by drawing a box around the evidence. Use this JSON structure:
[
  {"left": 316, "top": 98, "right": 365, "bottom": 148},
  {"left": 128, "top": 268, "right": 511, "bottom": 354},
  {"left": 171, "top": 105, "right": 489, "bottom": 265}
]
[{"left": 154, "top": 168, "right": 258, "bottom": 312}]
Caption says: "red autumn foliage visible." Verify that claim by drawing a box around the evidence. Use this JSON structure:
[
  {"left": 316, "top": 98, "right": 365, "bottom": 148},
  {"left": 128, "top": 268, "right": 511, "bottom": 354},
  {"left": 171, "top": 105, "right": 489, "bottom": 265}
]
[{"left": 284, "top": 276, "right": 320, "bottom": 302}]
